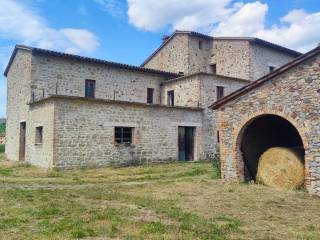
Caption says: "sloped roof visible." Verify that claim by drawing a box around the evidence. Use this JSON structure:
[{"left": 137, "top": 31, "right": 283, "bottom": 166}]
[
  {"left": 141, "top": 30, "right": 302, "bottom": 67},
  {"left": 4, "top": 45, "right": 181, "bottom": 78},
  {"left": 210, "top": 45, "right": 320, "bottom": 110}
]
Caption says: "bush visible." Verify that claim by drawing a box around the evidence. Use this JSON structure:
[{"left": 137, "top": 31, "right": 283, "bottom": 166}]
[{"left": 212, "top": 146, "right": 221, "bottom": 179}]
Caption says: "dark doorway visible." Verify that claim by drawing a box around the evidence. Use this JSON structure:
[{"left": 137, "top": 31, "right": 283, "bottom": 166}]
[
  {"left": 240, "top": 115, "right": 304, "bottom": 181},
  {"left": 19, "top": 122, "right": 26, "bottom": 161},
  {"left": 178, "top": 127, "right": 195, "bottom": 161}
]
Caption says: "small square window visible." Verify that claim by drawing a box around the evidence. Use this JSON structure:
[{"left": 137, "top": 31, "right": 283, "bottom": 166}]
[
  {"left": 35, "top": 126, "right": 43, "bottom": 144},
  {"left": 210, "top": 64, "right": 217, "bottom": 74},
  {"left": 115, "top": 127, "right": 133, "bottom": 145},
  {"left": 216, "top": 86, "right": 224, "bottom": 101},
  {"left": 269, "top": 66, "right": 276, "bottom": 73}
]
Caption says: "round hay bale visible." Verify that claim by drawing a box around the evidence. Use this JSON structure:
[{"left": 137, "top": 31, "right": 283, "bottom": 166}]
[{"left": 256, "top": 147, "right": 304, "bottom": 190}]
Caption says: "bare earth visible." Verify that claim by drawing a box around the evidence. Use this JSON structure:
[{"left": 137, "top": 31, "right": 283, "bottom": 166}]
[{"left": 0, "top": 153, "right": 319, "bottom": 240}]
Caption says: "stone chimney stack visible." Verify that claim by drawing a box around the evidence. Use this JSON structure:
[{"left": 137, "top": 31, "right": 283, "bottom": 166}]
[{"left": 162, "top": 35, "right": 170, "bottom": 43}]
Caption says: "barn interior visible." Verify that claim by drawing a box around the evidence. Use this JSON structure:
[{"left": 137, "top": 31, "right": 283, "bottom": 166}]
[{"left": 240, "top": 114, "right": 305, "bottom": 181}]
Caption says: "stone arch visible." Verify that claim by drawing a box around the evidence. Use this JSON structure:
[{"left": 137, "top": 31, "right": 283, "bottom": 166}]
[{"left": 232, "top": 109, "right": 310, "bottom": 182}]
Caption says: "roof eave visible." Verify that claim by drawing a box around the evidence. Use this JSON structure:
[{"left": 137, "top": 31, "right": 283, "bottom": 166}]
[
  {"left": 210, "top": 45, "right": 320, "bottom": 110},
  {"left": 4, "top": 45, "right": 33, "bottom": 77}
]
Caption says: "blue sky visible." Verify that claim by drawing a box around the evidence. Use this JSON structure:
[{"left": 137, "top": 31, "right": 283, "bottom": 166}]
[{"left": 0, "top": 0, "right": 320, "bottom": 118}]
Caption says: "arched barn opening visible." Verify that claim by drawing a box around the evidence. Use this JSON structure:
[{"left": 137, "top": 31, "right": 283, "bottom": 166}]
[{"left": 239, "top": 114, "right": 305, "bottom": 182}]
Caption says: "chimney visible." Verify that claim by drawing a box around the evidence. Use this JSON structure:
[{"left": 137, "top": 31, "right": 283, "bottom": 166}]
[{"left": 162, "top": 35, "right": 170, "bottom": 43}]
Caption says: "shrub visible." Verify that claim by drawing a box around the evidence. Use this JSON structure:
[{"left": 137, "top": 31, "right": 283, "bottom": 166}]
[{"left": 212, "top": 146, "right": 221, "bottom": 179}]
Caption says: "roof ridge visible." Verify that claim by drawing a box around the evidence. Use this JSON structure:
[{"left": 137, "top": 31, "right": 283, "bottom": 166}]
[
  {"left": 141, "top": 31, "right": 301, "bottom": 67},
  {"left": 210, "top": 45, "right": 320, "bottom": 109},
  {"left": 4, "top": 45, "right": 181, "bottom": 77}
]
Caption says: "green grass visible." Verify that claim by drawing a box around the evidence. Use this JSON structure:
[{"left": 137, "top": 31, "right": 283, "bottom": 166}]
[
  {"left": 0, "top": 144, "right": 5, "bottom": 153},
  {"left": 0, "top": 153, "right": 319, "bottom": 240}
]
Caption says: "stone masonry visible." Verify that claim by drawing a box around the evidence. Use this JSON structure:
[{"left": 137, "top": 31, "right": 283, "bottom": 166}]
[
  {"left": 211, "top": 47, "right": 320, "bottom": 196},
  {"left": 143, "top": 31, "right": 300, "bottom": 80},
  {"left": 4, "top": 30, "right": 302, "bottom": 169}
]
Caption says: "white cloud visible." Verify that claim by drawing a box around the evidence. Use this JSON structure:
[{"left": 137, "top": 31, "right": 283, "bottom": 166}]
[
  {"left": 127, "top": 0, "right": 233, "bottom": 32},
  {"left": 94, "top": 0, "right": 127, "bottom": 18},
  {"left": 0, "top": 0, "right": 101, "bottom": 117},
  {"left": 127, "top": 0, "right": 320, "bottom": 52},
  {"left": 212, "top": 2, "right": 268, "bottom": 37},
  {"left": 60, "top": 29, "right": 99, "bottom": 53},
  {"left": 256, "top": 10, "right": 320, "bottom": 52},
  {"left": 212, "top": 3, "right": 320, "bottom": 52},
  {"left": 0, "top": 0, "right": 100, "bottom": 54}
]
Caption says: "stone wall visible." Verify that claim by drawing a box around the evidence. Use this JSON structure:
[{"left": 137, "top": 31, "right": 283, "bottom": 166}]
[
  {"left": 187, "top": 36, "right": 212, "bottom": 74},
  {"left": 216, "top": 54, "right": 320, "bottom": 195},
  {"left": 53, "top": 98, "right": 203, "bottom": 169},
  {"left": 161, "top": 73, "right": 249, "bottom": 159},
  {"left": 144, "top": 33, "right": 298, "bottom": 81},
  {"left": 31, "top": 55, "right": 173, "bottom": 104},
  {"left": 250, "top": 44, "right": 297, "bottom": 80},
  {"left": 143, "top": 34, "right": 190, "bottom": 74},
  {"left": 27, "top": 100, "right": 54, "bottom": 168},
  {"left": 5, "top": 49, "right": 32, "bottom": 161},
  {"left": 211, "top": 40, "right": 251, "bottom": 80}
]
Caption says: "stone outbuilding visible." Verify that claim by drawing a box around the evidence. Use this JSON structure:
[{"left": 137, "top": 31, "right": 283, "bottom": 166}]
[{"left": 211, "top": 46, "right": 320, "bottom": 195}]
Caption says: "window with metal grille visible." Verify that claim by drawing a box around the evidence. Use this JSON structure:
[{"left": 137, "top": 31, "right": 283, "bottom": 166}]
[
  {"left": 147, "top": 88, "right": 154, "bottom": 104},
  {"left": 216, "top": 86, "right": 224, "bottom": 101},
  {"left": 35, "top": 126, "right": 43, "bottom": 144},
  {"left": 210, "top": 64, "right": 217, "bottom": 74},
  {"left": 85, "top": 80, "right": 96, "bottom": 98},
  {"left": 115, "top": 127, "right": 133, "bottom": 144},
  {"left": 167, "top": 90, "right": 174, "bottom": 106}
]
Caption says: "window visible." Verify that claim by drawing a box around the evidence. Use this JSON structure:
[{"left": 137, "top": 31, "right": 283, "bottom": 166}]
[
  {"left": 269, "top": 66, "right": 276, "bottom": 73},
  {"left": 167, "top": 90, "right": 174, "bottom": 106},
  {"left": 85, "top": 80, "right": 96, "bottom": 98},
  {"left": 199, "top": 41, "right": 203, "bottom": 50},
  {"left": 147, "top": 88, "right": 154, "bottom": 104},
  {"left": 115, "top": 127, "right": 133, "bottom": 144},
  {"left": 35, "top": 126, "right": 43, "bottom": 145},
  {"left": 210, "top": 64, "right": 217, "bottom": 74},
  {"left": 216, "top": 86, "right": 224, "bottom": 101}
]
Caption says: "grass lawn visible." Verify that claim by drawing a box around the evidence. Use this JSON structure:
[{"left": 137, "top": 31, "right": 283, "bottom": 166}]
[{"left": 0, "top": 154, "right": 319, "bottom": 239}]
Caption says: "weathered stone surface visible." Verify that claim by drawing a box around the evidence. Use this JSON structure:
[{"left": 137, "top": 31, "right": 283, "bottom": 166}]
[
  {"left": 144, "top": 34, "right": 297, "bottom": 80},
  {"left": 217, "top": 54, "right": 320, "bottom": 195},
  {"left": 53, "top": 98, "right": 203, "bottom": 169}
]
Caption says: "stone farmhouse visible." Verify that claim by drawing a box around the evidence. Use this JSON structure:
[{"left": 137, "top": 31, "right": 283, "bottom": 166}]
[{"left": 4, "top": 30, "right": 301, "bottom": 169}]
